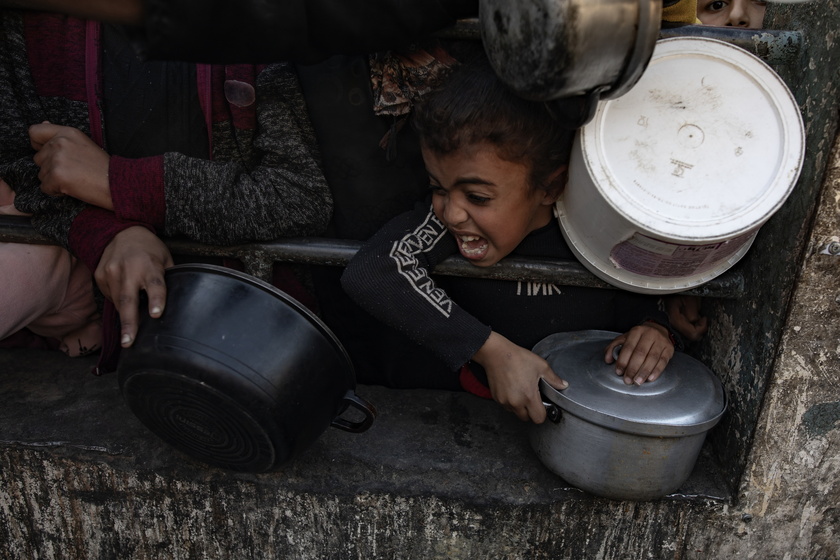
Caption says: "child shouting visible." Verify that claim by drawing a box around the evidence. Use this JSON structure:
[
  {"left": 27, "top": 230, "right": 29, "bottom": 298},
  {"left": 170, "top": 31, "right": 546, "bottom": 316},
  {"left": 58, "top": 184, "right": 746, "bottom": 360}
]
[{"left": 340, "top": 57, "right": 681, "bottom": 424}]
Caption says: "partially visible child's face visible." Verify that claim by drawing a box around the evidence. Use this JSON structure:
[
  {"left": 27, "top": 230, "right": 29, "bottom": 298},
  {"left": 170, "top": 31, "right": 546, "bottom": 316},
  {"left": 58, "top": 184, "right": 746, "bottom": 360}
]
[
  {"left": 423, "top": 143, "right": 559, "bottom": 268},
  {"left": 697, "top": 0, "right": 766, "bottom": 28}
]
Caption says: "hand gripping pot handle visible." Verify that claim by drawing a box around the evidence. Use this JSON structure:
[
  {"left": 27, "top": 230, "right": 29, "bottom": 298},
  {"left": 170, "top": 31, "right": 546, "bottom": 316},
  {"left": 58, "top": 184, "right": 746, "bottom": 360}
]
[{"left": 330, "top": 390, "right": 377, "bottom": 433}]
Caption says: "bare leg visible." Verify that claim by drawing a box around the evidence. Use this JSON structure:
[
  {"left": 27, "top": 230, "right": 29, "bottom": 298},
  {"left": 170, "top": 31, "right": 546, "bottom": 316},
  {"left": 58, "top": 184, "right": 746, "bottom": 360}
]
[{"left": 0, "top": 243, "right": 101, "bottom": 356}]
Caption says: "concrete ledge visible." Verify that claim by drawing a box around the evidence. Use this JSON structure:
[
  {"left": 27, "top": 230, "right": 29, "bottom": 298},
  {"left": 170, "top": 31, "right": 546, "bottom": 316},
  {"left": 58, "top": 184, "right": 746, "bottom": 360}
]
[{"left": 0, "top": 348, "right": 731, "bottom": 559}]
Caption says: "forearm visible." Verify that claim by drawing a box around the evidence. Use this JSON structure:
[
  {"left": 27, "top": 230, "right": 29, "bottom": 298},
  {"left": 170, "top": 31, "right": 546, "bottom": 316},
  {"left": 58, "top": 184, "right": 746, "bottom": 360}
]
[
  {"left": 161, "top": 153, "right": 332, "bottom": 244},
  {"left": 113, "top": 63, "right": 332, "bottom": 244},
  {"left": 341, "top": 206, "right": 491, "bottom": 371}
]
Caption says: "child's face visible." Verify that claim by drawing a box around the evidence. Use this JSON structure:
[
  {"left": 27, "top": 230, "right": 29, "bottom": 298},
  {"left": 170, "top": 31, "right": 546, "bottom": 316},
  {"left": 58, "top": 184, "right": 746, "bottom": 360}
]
[
  {"left": 423, "top": 143, "right": 558, "bottom": 267},
  {"left": 697, "top": 0, "right": 766, "bottom": 28}
]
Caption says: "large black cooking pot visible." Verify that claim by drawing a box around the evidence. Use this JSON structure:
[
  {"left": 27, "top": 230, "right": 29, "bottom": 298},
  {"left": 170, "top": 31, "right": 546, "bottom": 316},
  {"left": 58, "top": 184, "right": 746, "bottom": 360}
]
[{"left": 117, "top": 264, "right": 376, "bottom": 473}]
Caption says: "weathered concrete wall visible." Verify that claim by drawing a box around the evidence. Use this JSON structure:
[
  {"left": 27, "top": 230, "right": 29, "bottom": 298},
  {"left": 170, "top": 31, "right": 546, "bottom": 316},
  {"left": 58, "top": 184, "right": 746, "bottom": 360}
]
[
  {"left": 697, "top": 0, "right": 840, "bottom": 493},
  {"left": 704, "top": 113, "right": 840, "bottom": 560},
  {"left": 0, "top": 349, "right": 732, "bottom": 560}
]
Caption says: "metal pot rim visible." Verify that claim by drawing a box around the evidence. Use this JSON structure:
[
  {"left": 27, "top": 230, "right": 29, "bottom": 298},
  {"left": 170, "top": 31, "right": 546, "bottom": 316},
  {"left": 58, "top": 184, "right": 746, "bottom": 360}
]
[
  {"left": 535, "top": 330, "right": 727, "bottom": 436},
  {"left": 540, "top": 378, "right": 728, "bottom": 437},
  {"left": 166, "top": 263, "right": 357, "bottom": 383}
]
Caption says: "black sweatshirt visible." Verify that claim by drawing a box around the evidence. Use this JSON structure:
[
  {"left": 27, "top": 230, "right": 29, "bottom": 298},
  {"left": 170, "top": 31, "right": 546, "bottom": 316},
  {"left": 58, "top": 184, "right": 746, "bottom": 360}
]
[{"left": 341, "top": 202, "right": 676, "bottom": 379}]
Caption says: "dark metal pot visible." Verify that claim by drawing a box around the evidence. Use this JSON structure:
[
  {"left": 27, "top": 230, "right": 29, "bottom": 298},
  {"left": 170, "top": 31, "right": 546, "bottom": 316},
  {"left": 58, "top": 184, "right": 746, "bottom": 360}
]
[
  {"left": 479, "top": 0, "right": 662, "bottom": 126},
  {"left": 117, "top": 264, "right": 376, "bottom": 473},
  {"left": 530, "top": 330, "right": 726, "bottom": 500}
]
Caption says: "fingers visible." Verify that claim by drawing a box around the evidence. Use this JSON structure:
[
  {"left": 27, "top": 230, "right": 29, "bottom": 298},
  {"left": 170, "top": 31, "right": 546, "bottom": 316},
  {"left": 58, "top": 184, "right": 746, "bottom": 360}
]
[
  {"left": 115, "top": 268, "right": 168, "bottom": 348},
  {"left": 608, "top": 326, "right": 674, "bottom": 385},
  {"left": 498, "top": 390, "right": 547, "bottom": 423},
  {"left": 28, "top": 121, "right": 62, "bottom": 151},
  {"left": 145, "top": 274, "right": 168, "bottom": 319},
  {"left": 32, "top": 124, "right": 77, "bottom": 197},
  {"left": 604, "top": 336, "right": 625, "bottom": 364},
  {"left": 543, "top": 369, "right": 569, "bottom": 392},
  {"left": 525, "top": 398, "right": 547, "bottom": 424},
  {"left": 95, "top": 227, "right": 173, "bottom": 348},
  {"left": 115, "top": 289, "right": 141, "bottom": 348},
  {"left": 683, "top": 316, "right": 709, "bottom": 342},
  {"left": 665, "top": 295, "right": 709, "bottom": 342},
  {"left": 30, "top": 124, "right": 113, "bottom": 206},
  {"left": 621, "top": 344, "right": 671, "bottom": 384},
  {"left": 499, "top": 373, "right": 568, "bottom": 425}
]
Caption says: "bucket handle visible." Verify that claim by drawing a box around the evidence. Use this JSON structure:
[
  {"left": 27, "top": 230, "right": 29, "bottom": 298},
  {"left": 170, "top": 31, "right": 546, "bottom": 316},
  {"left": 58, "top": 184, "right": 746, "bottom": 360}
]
[{"left": 331, "top": 390, "right": 377, "bottom": 433}]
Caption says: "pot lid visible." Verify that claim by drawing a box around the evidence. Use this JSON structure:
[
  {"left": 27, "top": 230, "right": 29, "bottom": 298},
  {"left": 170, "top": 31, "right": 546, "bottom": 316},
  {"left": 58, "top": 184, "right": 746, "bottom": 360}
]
[
  {"left": 580, "top": 37, "right": 804, "bottom": 242},
  {"left": 534, "top": 330, "right": 726, "bottom": 436}
]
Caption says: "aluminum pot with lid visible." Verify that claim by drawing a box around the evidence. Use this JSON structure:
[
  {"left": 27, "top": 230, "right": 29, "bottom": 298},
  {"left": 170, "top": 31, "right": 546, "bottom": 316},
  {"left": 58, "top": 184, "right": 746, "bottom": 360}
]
[
  {"left": 479, "top": 0, "right": 663, "bottom": 125},
  {"left": 530, "top": 330, "right": 726, "bottom": 500}
]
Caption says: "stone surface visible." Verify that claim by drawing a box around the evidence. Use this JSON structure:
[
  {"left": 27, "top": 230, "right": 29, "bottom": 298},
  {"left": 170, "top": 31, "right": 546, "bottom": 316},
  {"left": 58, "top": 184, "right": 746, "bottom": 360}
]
[{"left": 0, "top": 348, "right": 729, "bottom": 559}]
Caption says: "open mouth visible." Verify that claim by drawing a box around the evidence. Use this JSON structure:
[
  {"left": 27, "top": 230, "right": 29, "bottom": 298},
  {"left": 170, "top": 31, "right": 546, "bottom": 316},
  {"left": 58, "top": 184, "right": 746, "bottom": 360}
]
[{"left": 458, "top": 234, "right": 489, "bottom": 259}]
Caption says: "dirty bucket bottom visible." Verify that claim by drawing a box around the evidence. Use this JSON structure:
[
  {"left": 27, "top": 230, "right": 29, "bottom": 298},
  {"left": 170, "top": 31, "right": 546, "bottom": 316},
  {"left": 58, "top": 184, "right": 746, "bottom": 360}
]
[{"left": 558, "top": 200, "right": 756, "bottom": 294}]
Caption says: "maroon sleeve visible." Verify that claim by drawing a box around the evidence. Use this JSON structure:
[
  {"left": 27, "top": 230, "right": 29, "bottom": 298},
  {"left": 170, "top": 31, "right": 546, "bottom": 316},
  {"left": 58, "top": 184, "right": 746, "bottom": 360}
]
[
  {"left": 67, "top": 206, "right": 154, "bottom": 272},
  {"left": 109, "top": 155, "right": 166, "bottom": 228}
]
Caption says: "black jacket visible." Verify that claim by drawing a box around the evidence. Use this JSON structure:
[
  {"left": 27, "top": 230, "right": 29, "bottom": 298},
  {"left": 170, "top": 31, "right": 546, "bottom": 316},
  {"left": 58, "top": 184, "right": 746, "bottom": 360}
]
[{"left": 339, "top": 202, "right": 679, "bottom": 388}]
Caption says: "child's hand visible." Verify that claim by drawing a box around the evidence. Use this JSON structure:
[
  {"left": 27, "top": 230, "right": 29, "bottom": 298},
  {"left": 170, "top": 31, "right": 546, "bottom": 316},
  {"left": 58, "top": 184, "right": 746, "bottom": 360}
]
[
  {"left": 473, "top": 331, "right": 568, "bottom": 424},
  {"left": 665, "top": 295, "right": 709, "bottom": 342},
  {"left": 30, "top": 122, "right": 113, "bottom": 210},
  {"left": 95, "top": 226, "right": 174, "bottom": 348},
  {"left": 604, "top": 323, "right": 674, "bottom": 385}
]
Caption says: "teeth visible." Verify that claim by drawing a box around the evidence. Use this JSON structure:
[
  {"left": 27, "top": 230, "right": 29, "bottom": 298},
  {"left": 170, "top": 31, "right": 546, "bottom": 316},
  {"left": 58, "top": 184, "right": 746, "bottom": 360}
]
[{"left": 459, "top": 234, "right": 486, "bottom": 256}]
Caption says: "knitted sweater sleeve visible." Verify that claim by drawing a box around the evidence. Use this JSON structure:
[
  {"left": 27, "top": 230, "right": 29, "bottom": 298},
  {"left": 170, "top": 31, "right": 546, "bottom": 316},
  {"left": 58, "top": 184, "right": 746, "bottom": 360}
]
[
  {"left": 0, "top": 12, "right": 136, "bottom": 267},
  {"left": 108, "top": 62, "right": 332, "bottom": 245},
  {"left": 341, "top": 204, "right": 492, "bottom": 371}
]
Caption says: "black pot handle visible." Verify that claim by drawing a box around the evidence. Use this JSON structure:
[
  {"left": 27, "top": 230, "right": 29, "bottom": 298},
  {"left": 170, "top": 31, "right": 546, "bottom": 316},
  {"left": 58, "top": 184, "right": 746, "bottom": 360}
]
[
  {"left": 331, "top": 390, "right": 377, "bottom": 433},
  {"left": 538, "top": 379, "right": 563, "bottom": 424},
  {"left": 541, "top": 400, "right": 563, "bottom": 423}
]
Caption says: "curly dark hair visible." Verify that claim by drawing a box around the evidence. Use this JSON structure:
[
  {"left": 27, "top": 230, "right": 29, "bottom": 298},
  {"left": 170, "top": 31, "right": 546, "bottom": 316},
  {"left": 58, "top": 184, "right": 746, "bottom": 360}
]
[{"left": 411, "top": 56, "right": 576, "bottom": 196}]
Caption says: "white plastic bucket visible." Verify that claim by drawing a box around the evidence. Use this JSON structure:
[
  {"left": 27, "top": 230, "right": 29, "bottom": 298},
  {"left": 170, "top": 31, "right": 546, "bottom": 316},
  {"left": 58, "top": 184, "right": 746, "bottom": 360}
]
[{"left": 558, "top": 37, "right": 805, "bottom": 294}]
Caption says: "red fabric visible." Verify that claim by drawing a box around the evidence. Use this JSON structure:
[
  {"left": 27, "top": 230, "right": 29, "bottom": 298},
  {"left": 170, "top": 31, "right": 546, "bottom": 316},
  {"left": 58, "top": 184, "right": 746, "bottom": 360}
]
[
  {"left": 109, "top": 155, "right": 167, "bottom": 227},
  {"left": 67, "top": 206, "right": 154, "bottom": 273},
  {"left": 90, "top": 301, "right": 121, "bottom": 376},
  {"left": 459, "top": 364, "right": 493, "bottom": 399},
  {"left": 24, "top": 14, "right": 87, "bottom": 101},
  {"left": 210, "top": 65, "right": 258, "bottom": 129}
]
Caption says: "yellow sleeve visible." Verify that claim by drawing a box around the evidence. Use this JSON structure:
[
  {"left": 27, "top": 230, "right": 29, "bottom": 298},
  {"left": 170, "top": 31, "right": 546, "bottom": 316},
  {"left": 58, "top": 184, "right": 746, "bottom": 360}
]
[{"left": 662, "top": 0, "right": 702, "bottom": 24}]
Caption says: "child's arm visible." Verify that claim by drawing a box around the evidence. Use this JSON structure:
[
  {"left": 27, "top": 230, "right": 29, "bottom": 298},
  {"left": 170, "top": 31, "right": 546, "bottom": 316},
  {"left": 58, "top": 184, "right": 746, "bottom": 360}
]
[
  {"left": 343, "top": 205, "right": 568, "bottom": 423},
  {"left": 604, "top": 322, "right": 675, "bottom": 385},
  {"left": 665, "top": 295, "right": 709, "bottom": 342},
  {"left": 27, "top": 63, "right": 332, "bottom": 245},
  {"left": 473, "top": 331, "right": 568, "bottom": 424},
  {"left": 341, "top": 204, "right": 493, "bottom": 373}
]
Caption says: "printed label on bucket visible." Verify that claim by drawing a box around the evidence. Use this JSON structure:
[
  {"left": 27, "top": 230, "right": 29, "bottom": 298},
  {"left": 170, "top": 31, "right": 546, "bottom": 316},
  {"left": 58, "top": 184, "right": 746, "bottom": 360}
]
[{"left": 609, "top": 232, "right": 755, "bottom": 278}]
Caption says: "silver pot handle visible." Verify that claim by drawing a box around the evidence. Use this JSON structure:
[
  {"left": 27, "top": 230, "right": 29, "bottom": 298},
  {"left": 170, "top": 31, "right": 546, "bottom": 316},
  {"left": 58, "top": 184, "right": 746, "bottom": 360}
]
[
  {"left": 612, "top": 343, "right": 623, "bottom": 362},
  {"left": 331, "top": 391, "right": 377, "bottom": 433}
]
